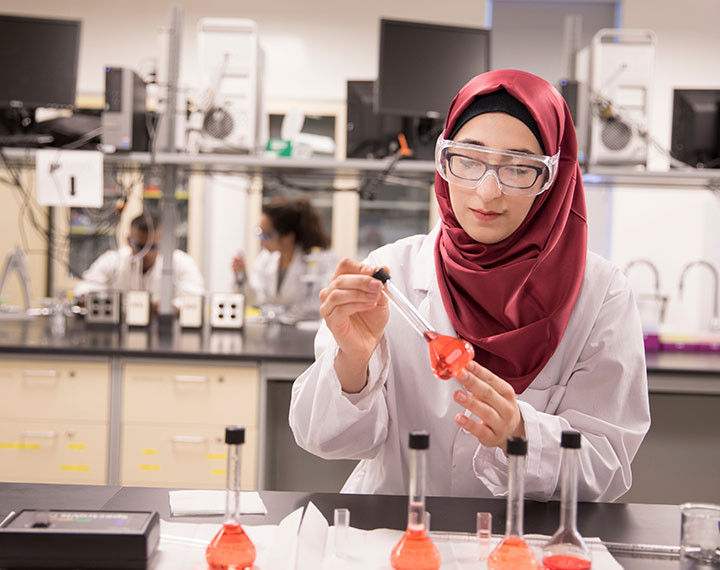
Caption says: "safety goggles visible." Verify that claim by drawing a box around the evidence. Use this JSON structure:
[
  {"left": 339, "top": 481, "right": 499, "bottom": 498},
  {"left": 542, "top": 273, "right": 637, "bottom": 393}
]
[
  {"left": 435, "top": 133, "right": 560, "bottom": 197},
  {"left": 129, "top": 239, "right": 159, "bottom": 252},
  {"left": 255, "top": 227, "right": 279, "bottom": 241}
]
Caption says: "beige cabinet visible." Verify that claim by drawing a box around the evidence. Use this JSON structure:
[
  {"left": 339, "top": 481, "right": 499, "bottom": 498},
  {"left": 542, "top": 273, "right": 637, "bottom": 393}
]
[
  {"left": 121, "top": 361, "right": 259, "bottom": 489},
  {"left": 0, "top": 359, "right": 109, "bottom": 484}
]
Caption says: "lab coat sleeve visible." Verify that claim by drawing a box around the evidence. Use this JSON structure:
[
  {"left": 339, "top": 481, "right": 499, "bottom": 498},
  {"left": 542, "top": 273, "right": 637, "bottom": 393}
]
[
  {"left": 171, "top": 251, "right": 205, "bottom": 305},
  {"left": 248, "top": 252, "right": 271, "bottom": 307},
  {"left": 289, "top": 321, "right": 391, "bottom": 461},
  {"left": 472, "top": 267, "right": 650, "bottom": 502},
  {"left": 73, "top": 250, "right": 120, "bottom": 298}
]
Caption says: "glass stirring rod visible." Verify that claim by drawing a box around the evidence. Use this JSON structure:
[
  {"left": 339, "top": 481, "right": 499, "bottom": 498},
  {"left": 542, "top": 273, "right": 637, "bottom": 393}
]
[{"left": 371, "top": 268, "right": 474, "bottom": 380}]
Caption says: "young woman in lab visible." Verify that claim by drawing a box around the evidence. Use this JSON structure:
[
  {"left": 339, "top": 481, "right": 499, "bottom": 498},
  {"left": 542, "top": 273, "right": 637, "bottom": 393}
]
[
  {"left": 289, "top": 70, "right": 650, "bottom": 501},
  {"left": 232, "top": 196, "right": 336, "bottom": 318}
]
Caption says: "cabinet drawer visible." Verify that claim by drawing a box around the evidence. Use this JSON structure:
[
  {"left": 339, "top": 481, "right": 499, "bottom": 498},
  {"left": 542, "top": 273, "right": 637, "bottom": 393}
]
[
  {"left": 123, "top": 363, "right": 259, "bottom": 426},
  {"left": 121, "top": 424, "right": 257, "bottom": 490},
  {"left": 0, "top": 420, "right": 107, "bottom": 484},
  {"left": 0, "top": 359, "right": 109, "bottom": 422}
]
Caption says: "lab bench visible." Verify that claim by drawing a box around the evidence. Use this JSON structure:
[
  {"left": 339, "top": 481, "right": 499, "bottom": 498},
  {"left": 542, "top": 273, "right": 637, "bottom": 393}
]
[{"left": 0, "top": 317, "right": 718, "bottom": 505}]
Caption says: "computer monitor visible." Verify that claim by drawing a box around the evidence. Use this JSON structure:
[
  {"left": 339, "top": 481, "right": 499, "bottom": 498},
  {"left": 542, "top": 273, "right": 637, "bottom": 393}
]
[
  {"left": 671, "top": 89, "right": 720, "bottom": 168},
  {"left": 346, "top": 80, "right": 405, "bottom": 159},
  {"left": 376, "top": 19, "right": 491, "bottom": 119},
  {"left": 0, "top": 14, "right": 82, "bottom": 110}
]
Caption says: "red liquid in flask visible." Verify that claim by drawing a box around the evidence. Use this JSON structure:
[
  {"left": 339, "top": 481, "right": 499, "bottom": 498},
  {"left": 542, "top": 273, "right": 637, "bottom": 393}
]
[
  {"left": 206, "top": 522, "right": 256, "bottom": 570},
  {"left": 542, "top": 554, "right": 592, "bottom": 570},
  {"left": 390, "top": 527, "right": 442, "bottom": 570},
  {"left": 488, "top": 537, "right": 541, "bottom": 570},
  {"left": 424, "top": 331, "right": 474, "bottom": 379}
]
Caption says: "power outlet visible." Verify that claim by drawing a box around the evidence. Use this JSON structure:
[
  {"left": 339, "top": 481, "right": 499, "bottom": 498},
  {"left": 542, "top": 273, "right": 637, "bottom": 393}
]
[
  {"left": 86, "top": 291, "right": 122, "bottom": 325},
  {"left": 209, "top": 293, "right": 244, "bottom": 329}
]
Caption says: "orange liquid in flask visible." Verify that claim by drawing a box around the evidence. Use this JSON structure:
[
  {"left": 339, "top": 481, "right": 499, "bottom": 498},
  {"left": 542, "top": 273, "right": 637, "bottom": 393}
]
[
  {"left": 489, "top": 536, "right": 541, "bottom": 570},
  {"left": 424, "top": 331, "right": 474, "bottom": 379},
  {"left": 206, "top": 522, "right": 256, "bottom": 570},
  {"left": 391, "top": 526, "right": 442, "bottom": 570},
  {"left": 543, "top": 554, "right": 592, "bottom": 570}
]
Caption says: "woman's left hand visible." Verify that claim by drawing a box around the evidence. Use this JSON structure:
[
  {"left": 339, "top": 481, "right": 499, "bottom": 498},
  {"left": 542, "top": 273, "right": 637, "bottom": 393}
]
[{"left": 453, "top": 360, "right": 526, "bottom": 452}]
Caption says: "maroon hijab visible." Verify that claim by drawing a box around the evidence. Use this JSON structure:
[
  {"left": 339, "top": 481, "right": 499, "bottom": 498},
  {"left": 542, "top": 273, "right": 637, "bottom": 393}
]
[{"left": 434, "top": 69, "right": 587, "bottom": 394}]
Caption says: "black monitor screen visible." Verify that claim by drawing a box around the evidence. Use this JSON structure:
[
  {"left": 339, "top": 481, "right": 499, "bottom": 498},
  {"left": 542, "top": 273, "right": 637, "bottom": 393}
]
[
  {"left": 347, "top": 80, "right": 405, "bottom": 159},
  {"left": 0, "top": 14, "right": 81, "bottom": 109},
  {"left": 671, "top": 89, "right": 720, "bottom": 168},
  {"left": 376, "top": 19, "right": 490, "bottom": 118}
]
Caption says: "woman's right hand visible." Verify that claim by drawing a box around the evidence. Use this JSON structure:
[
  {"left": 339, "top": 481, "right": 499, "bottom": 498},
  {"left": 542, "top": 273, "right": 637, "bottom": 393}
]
[
  {"left": 319, "top": 258, "right": 389, "bottom": 392},
  {"left": 231, "top": 252, "right": 246, "bottom": 275}
]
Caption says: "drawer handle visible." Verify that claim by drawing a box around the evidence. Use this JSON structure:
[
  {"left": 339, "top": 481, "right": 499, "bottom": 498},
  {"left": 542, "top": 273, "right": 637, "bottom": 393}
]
[
  {"left": 172, "top": 375, "right": 208, "bottom": 383},
  {"left": 21, "top": 430, "right": 57, "bottom": 439},
  {"left": 171, "top": 435, "right": 207, "bottom": 444},
  {"left": 22, "top": 370, "right": 58, "bottom": 378}
]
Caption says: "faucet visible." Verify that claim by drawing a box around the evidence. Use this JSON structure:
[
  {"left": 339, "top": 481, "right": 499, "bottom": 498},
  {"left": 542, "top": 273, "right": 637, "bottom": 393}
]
[
  {"left": 624, "top": 259, "right": 666, "bottom": 322},
  {"left": 678, "top": 259, "right": 720, "bottom": 333}
]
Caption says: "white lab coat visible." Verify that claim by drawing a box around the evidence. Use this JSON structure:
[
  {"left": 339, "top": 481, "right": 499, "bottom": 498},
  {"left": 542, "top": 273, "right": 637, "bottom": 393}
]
[
  {"left": 248, "top": 246, "right": 337, "bottom": 310},
  {"left": 74, "top": 246, "right": 205, "bottom": 306},
  {"left": 289, "top": 226, "right": 650, "bottom": 501}
]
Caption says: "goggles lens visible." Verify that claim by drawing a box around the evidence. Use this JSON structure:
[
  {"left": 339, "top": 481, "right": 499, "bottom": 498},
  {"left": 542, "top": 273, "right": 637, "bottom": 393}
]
[
  {"left": 255, "top": 227, "right": 279, "bottom": 241},
  {"left": 435, "top": 134, "right": 560, "bottom": 197}
]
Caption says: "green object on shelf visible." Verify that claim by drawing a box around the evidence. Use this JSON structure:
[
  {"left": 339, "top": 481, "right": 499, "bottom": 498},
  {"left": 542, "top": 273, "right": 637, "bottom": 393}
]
[{"left": 265, "top": 138, "right": 292, "bottom": 157}]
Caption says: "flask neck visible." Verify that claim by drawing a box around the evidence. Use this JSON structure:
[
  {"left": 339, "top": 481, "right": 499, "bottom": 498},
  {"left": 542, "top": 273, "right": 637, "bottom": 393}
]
[
  {"left": 407, "top": 447, "right": 427, "bottom": 530},
  {"left": 559, "top": 447, "right": 579, "bottom": 532},
  {"left": 225, "top": 443, "right": 243, "bottom": 524},
  {"left": 505, "top": 453, "right": 526, "bottom": 538}
]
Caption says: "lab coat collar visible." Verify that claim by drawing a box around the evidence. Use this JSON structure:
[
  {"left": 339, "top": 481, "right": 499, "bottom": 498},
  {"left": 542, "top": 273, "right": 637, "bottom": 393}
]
[{"left": 412, "top": 222, "right": 441, "bottom": 293}]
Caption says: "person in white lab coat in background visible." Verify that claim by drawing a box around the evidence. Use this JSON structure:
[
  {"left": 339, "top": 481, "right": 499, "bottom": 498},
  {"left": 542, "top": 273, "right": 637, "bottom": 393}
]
[
  {"left": 289, "top": 70, "right": 650, "bottom": 501},
  {"left": 74, "top": 213, "right": 205, "bottom": 311},
  {"left": 232, "top": 196, "right": 337, "bottom": 321}
]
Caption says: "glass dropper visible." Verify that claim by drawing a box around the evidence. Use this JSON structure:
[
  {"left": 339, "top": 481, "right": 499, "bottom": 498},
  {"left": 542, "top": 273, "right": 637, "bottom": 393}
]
[{"left": 371, "top": 268, "right": 474, "bottom": 380}]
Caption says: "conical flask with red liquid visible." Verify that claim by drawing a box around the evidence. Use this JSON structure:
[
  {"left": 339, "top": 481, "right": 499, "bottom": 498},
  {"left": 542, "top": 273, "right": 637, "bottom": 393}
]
[
  {"left": 542, "top": 431, "right": 592, "bottom": 570},
  {"left": 488, "top": 438, "right": 541, "bottom": 570},
  {"left": 371, "top": 268, "right": 474, "bottom": 379},
  {"left": 206, "top": 426, "right": 256, "bottom": 570},
  {"left": 390, "top": 431, "right": 441, "bottom": 570}
]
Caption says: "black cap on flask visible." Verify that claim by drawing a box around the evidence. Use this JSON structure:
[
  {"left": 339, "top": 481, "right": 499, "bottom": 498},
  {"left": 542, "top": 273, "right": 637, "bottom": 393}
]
[
  {"left": 560, "top": 430, "right": 581, "bottom": 449},
  {"left": 409, "top": 431, "right": 429, "bottom": 450},
  {"left": 225, "top": 426, "right": 245, "bottom": 445},
  {"left": 506, "top": 437, "right": 527, "bottom": 456}
]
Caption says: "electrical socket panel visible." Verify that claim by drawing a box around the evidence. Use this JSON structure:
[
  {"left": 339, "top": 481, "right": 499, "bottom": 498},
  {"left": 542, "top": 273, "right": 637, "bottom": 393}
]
[
  {"left": 209, "top": 293, "right": 244, "bottom": 329},
  {"left": 125, "top": 290, "right": 150, "bottom": 327},
  {"left": 35, "top": 149, "right": 104, "bottom": 207},
  {"left": 86, "top": 291, "right": 122, "bottom": 325},
  {"left": 178, "top": 294, "right": 204, "bottom": 328}
]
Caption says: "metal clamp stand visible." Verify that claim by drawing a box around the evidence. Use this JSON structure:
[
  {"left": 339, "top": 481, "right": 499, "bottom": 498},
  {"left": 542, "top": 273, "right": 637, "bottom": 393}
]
[{"left": 0, "top": 247, "right": 32, "bottom": 317}]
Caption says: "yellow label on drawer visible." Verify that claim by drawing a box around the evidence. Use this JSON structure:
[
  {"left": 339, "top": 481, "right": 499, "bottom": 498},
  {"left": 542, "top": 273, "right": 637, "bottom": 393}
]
[
  {"left": 0, "top": 442, "right": 41, "bottom": 450},
  {"left": 60, "top": 465, "right": 90, "bottom": 471},
  {"left": 206, "top": 453, "right": 227, "bottom": 460},
  {"left": 211, "top": 468, "right": 226, "bottom": 476},
  {"left": 67, "top": 443, "right": 87, "bottom": 450},
  {"left": 142, "top": 449, "right": 158, "bottom": 455},
  {"left": 140, "top": 464, "right": 160, "bottom": 471}
]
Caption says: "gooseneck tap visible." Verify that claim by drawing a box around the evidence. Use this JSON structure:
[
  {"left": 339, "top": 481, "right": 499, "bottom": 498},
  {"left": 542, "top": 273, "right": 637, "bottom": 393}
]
[
  {"left": 623, "top": 258, "right": 666, "bottom": 322},
  {"left": 678, "top": 260, "right": 720, "bottom": 333}
]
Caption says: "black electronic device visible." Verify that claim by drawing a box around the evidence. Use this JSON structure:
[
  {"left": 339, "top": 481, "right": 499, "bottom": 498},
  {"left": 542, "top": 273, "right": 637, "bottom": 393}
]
[
  {"left": 670, "top": 88, "right": 720, "bottom": 169},
  {"left": 101, "top": 67, "right": 149, "bottom": 152},
  {"left": 376, "top": 18, "right": 491, "bottom": 119},
  {"left": 346, "top": 80, "right": 405, "bottom": 159},
  {"left": 0, "top": 14, "right": 81, "bottom": 111},
  {"left": 0, "top": 509, "right": 160, "bottom": 570}
]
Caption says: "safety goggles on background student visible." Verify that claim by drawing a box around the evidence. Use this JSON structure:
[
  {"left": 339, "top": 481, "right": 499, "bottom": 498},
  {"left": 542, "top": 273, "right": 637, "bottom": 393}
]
[{"left": 435, "top": 133, "right": 561, "bottom": 197}]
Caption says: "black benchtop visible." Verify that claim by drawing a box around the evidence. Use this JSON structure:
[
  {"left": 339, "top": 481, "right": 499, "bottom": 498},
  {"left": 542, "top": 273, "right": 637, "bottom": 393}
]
[
  {"left": 0, "top": 317, "right": 317, "bottom": 362},
  {"left": 3, "top": 316, "right": 720, "bottom": 375},
  {"left": 0, "top": 483, "right": 682, "bottom": 570}
]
